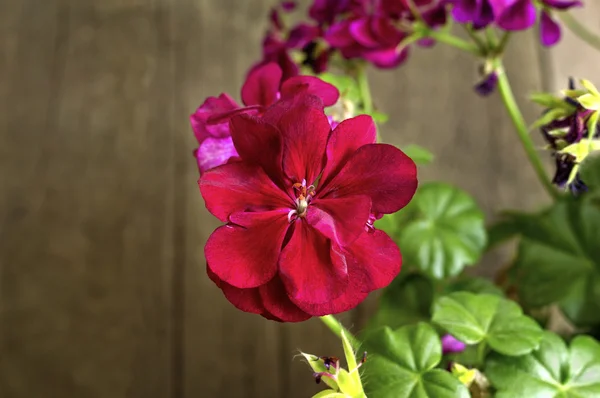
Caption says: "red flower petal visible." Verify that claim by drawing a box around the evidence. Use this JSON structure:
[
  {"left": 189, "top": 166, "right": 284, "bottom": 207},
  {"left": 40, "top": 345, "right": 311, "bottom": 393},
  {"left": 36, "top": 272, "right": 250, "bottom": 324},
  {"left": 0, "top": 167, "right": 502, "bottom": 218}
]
[
  {"left": 205, "top": 210, "right": 290, "bottom": 288},
  {"left": 319, "top": 143, "right": 417, "bottom": 215},
  {"left": 345, "top": 229, "right": 401, "bottom": 293},
  {"left": 277, "top": 101, "right": 331, "bottom": 184},
  {"left": 207, "top": 265, "right": 266, "bottom": 314},
  {"left": 241, "top": 63, "right": 282, "bottom": 107},
  {"left": 279, "top": 221, "right": 348, "bottom": 304},
  {"left": 308, "top": 195, "right": 371, "bottom": 247},
  {"left": 199, "top": 162, "right": 291, "bottom": 222},
  {"left": 321, "top": 115, "right": 377, "bottom": 186},
  {"left": 281, "top": 76, "right": 340, "bottom": 107},
  {"left": 291, "top": 267, "right": 368, "bottom": 316},
  {"left": 291, "top": 229, "right": 401, "bottom": 316},
  {"left": 229, "top": 114, "right": 284, "bottom": 185},
  {"left": 261, "top": 92, "right": 325, "bottom": 126},
  {"left": 259, "top": 277, "right": 312, "bottom": 322}
]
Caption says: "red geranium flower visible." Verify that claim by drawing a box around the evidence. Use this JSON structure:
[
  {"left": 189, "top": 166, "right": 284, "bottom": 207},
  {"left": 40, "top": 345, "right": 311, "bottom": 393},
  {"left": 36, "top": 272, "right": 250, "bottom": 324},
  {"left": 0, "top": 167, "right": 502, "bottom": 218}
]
[{"left": 200, "top": 94, "right": 417, "bottom": 322}]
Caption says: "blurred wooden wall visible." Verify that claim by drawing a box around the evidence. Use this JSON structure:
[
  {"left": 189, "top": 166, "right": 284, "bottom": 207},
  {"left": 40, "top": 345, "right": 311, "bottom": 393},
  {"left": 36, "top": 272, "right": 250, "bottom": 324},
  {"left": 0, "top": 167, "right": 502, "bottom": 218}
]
[{"left": 0, "top": 0, "right": 598, "bottom": 397}]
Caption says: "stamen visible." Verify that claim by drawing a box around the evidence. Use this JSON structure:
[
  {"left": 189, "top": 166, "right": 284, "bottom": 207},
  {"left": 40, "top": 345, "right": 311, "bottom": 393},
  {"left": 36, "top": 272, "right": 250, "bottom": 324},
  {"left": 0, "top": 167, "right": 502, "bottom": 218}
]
[
  {"left": 349, "top": 352, "right": 367, "bottom": 374},
  {"left": 288, "top": 209, "right": 298, "bottom": 223}
]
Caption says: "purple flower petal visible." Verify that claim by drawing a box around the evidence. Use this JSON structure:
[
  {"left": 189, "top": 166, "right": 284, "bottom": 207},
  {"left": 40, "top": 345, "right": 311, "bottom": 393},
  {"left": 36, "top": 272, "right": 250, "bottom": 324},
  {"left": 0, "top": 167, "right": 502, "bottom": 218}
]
[
  {"left": 492, "top": 0, "right": 537, "bottom": 31},
  {"left": 474, "top": 71, "right": 498, "bottom": 96},
  {"left": 441, "top": 334, "right": 467, "bottom": 355},
  {"left": 540, "top": 10, "right": 562, "bottom": 47},
  {"left": 451, "top": 0, "right": 480, "bottom": 23}
]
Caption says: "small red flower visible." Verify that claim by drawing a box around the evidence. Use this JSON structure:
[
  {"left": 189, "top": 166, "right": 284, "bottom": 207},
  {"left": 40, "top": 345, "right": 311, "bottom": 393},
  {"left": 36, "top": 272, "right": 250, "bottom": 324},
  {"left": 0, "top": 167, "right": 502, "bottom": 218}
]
[{"left": 199, "top": 94, "right": 417, "bottom": 322}]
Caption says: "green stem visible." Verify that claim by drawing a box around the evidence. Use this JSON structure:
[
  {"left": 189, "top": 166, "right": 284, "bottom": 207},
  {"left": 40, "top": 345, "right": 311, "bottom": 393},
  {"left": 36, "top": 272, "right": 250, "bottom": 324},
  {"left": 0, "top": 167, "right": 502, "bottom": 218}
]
[
  {"left": 356, "top": 64, "right": 373, "bottom": 115},
  {"left": 462, "top": 24, "right": 487, "bottom": 53},
  {"left": 428, "top": 30, "right": 482, "bottom": 56},
  {"left": 319, "top": 315, "right": 360, "bottom": 348},
  {"left": 559, "top": 11, "right": 600, "bottom": 53},
  {"left": 477, "top": 342, "right": 488, "bottom": 367},
  {"left": 494, "top": 59, "right": 560, "bottom": 200}
]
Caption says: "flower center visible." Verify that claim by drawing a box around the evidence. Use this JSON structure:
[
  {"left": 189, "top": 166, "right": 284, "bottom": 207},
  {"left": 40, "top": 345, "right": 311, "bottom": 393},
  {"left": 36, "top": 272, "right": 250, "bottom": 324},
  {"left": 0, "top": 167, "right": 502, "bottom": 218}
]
[{"left": 288, "top": 179, "right": 316, "bottom": 222}]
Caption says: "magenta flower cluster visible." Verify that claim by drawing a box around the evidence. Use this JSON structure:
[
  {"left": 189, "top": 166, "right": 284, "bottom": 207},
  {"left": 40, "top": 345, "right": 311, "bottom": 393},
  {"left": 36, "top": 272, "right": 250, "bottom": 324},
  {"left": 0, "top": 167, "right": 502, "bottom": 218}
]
[{"left": 251, "top": 0, "right": 581, "bottom": 78}]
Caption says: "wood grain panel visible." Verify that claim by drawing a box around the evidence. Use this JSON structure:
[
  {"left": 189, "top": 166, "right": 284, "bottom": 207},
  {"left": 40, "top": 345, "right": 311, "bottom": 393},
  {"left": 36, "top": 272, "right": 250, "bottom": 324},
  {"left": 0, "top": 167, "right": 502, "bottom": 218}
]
[{"left": 0, "top": 1, "right": 175, "bottom": 396}]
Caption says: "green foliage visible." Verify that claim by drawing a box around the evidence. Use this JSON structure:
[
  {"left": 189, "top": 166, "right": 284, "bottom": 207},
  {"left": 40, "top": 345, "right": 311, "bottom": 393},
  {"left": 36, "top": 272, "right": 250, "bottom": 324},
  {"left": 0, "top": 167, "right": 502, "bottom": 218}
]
[
  {"left": 509, "top": 199, "right": 600, "bottom": 326},
  {"left": 362, "top": 323, "right": 469, "bottom": 398},
  {"left": 432, "top": 292, "right": 543, "bottom": 356},
  {"left": 381, "top": 182, "right": 486, "bottom": 279},
  {"left": 365, "top": 273, "right": 434, "bottom": 332},
  {"left": 487, "top": 331, "right": 600, "bottom": 397},
  {"left": 443, "top": 277, "right": 504, "bottom": 297}
]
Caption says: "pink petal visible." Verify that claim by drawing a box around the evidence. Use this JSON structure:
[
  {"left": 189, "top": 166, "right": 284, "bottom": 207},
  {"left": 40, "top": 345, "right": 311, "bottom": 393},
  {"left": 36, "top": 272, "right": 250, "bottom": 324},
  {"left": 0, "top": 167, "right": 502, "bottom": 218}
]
[
  {"left": 259, "top": 277, "right": 312, "bottom": 322},
  {"left": 287, "top": 23, "right": 320, "bottom": 49},
  {"left": 363, "top": 46, "right": 410, "bottom": 68},
  {"left": 277, "top": 100, "right": 332, "bottom": 185},
  {"left": 241, "top": 63, "right": 282, "bottom": 107},
  {"left": 345, "top": 229, "right": 401, "bottom": 293},
  {"left": 229, "top": 114, "right": 284, "bottom": 185},
  {"left": 199, "top": 162, "right": 291, "bottom": 222},
  {"left": 190, "top": 93, "right": 239, "bottom": 141},
  {"left": 369, "top": 16, "right": 403, "bottom": 47},
  {"left": 281, "top": 76, "right": 340, "bottom": 107},
  {"left": 325, "top": 20, "right": 355, "bottom": 48},
  {"left": 195, "top": 136, "right": 238, "bottom": 174},
  {"left": 321, "top": 115, "right": 377, "bottom": 186},
  {"left": 540, "top": 10, "right": 561, "bottom": 47},
  {"left": 318, "top": 143, "right": 417, "bottom": 215},
  {"left": 308, "top": 195, "right": 372, "bottom": 247},
  {"left": 207, "top": 266, "right": 265, "bottom": 314},
  {"left": 279, "top": 221, "right": 348, "bottom": 304},
  {"left": 350, "top": 17, "right": 380, "bottom": 48},
  {"left": 205, "top": 210, "right": 290, "bottom": 288}
]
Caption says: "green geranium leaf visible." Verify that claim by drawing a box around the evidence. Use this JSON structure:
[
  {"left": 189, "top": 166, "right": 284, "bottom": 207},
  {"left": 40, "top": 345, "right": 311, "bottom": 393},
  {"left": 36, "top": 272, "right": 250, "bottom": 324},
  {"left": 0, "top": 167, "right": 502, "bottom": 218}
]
[
  {"left": 510, "top": 199, "right": 600, "bottom": 326},
  {"left": 432, "top": 292, "right": 543, "bottom": 356},
  {"left": 401, "top": 144, "right": 434, "bottom": 165},
  {"left": 485, "top": 211, "right": 530, "bottom": 249},
  {"left": 397, "top": 182, "right": 487, "bottom": 279},
  {"left": 362, "top": 323, "right": 469, "bottom": 398},
  {"left": 580, "top": 150, "right": 600, "bottom": 190},
  {"left": 444, "top": 276, "right": 504, "bottom": 297},
  {"left": 365, "top": 273, "right": 434, "bottom": 332},
  {"left": 487, "top": 331, "right": 600, "bottom": 397}
]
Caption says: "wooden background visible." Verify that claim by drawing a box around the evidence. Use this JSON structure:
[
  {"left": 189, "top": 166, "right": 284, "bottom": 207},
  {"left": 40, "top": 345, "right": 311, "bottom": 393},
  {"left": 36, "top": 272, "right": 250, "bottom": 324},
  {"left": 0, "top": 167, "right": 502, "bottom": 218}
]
[{"left": 1, "top": 0, "right": 598, "bottom": 397}]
